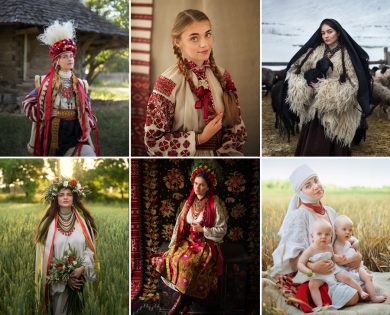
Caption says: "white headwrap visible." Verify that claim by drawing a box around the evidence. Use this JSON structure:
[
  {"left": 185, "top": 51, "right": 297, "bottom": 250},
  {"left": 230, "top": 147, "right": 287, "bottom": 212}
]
[{"left": 278, "top": 164, "right": 319, "bottom": 236}]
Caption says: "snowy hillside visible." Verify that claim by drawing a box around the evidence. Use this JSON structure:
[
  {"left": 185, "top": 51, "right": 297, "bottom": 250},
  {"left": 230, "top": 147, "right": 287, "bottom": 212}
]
[{"left": 262, "top": 0, "right": 390, "bottom": 66}]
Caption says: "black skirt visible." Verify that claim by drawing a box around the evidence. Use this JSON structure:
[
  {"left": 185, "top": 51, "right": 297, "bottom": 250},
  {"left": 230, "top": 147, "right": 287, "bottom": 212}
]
[
  {"left": 41, "top": 119, "right": 83, "bottom": 156},
  {"left": 295, "top": 117, "right": 351, "bottom": 156}
]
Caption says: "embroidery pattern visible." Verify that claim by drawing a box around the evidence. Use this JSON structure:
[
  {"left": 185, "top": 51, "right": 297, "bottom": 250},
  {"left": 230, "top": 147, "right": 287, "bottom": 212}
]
[{"left": 154, "top": 76, "right": 176, "bottom": 97}]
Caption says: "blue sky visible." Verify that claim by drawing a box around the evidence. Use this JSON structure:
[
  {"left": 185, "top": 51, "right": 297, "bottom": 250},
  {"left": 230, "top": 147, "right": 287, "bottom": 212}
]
[{"left": 262, "top": 158, "right": 390, "bottom": 187}]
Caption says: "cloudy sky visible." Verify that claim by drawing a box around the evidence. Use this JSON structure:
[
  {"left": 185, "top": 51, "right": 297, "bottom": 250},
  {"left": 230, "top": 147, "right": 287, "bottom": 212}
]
[
  {"left": 262, "top": 158, "right": 390, "bottom": 187},
  {"left": 262, "top": 0, "right": 390, "bottom": 66}
]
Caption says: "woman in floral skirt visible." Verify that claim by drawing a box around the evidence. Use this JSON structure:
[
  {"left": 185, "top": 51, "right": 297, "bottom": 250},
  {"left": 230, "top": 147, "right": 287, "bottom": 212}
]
[
  {"left": 154, "top": 164, "right": 228, "bottom": 314},
  {"left": 34, "top": 177, "right": 98, "bottom": 314}
]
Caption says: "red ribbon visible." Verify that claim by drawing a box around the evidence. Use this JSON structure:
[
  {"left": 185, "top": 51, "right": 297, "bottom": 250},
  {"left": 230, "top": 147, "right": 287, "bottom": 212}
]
[
  {"left": 195, "top": 86, "right": 212, "bottom": 120},
  {"left": 35, "top": 64, "right": 55, "bottom": 156},
  {"left": 77, "top": 80, "right": 100, "bottom": 156},
  {"left": 44, "top": 212, "right": 58, "bottom": 307}
]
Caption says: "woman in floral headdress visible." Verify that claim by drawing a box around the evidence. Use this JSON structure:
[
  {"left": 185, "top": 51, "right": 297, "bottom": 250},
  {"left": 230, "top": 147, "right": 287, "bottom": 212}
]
[
  {"left": 22, "top": 21, "right": 99, "bottom": 156},
  {"left": 34, "top": 177, "right": 98, "bottom": 314},
  {"left": 153, "top": 165, "right": 228, "bottom": 315}
]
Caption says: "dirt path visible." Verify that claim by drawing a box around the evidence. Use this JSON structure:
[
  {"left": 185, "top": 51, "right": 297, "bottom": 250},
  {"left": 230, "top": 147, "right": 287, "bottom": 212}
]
[{"left": 262, "top": 93, "right": 390, "bottom": 156}]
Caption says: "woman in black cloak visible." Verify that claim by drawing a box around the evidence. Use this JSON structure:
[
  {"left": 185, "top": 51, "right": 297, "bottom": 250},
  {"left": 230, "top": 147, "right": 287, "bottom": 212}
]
[{"left": 279, "top": 18, "right": 372, "bottom": 156}]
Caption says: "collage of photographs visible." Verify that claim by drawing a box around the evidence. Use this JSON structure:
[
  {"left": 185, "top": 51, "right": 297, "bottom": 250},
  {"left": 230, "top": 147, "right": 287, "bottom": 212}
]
[{"left": 0, "top": 0, "right": 390, "bottom": 314}]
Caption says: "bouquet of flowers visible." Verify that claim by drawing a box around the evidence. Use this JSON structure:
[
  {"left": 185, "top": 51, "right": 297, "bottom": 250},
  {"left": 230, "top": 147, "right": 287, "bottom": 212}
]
[{"left": 48, "top": 245, "right": 85, "bottom": 315}]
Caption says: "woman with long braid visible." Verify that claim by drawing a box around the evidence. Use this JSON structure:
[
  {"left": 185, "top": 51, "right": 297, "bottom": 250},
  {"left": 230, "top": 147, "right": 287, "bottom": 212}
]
[
  {"left": 280, "top": 19, "right": 372, "bottom": 156},
  {"left": 144, "top": 9, "right": 247, "bottom": 156}
]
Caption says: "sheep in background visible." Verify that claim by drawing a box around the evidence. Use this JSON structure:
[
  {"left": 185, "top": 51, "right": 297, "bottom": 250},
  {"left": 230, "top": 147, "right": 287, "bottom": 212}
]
[{"left": 371, "top": 80, "right": 390, "bottom": 120}]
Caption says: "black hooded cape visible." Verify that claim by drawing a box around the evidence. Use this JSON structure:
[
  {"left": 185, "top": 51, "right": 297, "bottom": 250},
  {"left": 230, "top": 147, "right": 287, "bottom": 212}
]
[{"left": 279, "top": 18, "right": 372, "bottom": 136}]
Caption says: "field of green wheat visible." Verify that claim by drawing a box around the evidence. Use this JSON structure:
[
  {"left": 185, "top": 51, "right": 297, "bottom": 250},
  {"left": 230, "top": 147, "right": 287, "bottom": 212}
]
[
  {"left": 262, "top": 185, "right": 390, "bottom": 272},
  {"left": 0, "top": 202, "right": 129, "bottom": 315}
]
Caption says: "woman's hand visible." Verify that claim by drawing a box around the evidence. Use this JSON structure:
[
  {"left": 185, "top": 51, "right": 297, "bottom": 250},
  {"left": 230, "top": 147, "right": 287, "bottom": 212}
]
[
  {"left": 50, "top": 109, "right": 59, "bottom": 117},
  {"left": 344, "top": 252, "right": 362, "bottom": 269},
  {"left": 333, "top": 254, "right": 348, "bottom": 265},
  {"left": 349, "top": 236, "right": 359, "bottom": 249},
  {"left": 70, "top": 266, "right": 85, "bottom": 279},
  {"left": 307, "top": 259, "right": 335, "bottom": 275},
  {"left": 191, "top": 223, "right": 203, "bottom": 233},
  {"left": 67, "top": 276, "right": 83, "bottom": 291},
  {"left": 198, "top": 112, "right": 223, "bottom": 144}
]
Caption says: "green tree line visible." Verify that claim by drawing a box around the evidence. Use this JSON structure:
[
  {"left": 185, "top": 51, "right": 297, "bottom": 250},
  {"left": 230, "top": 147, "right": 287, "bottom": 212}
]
[{"left": 0, "top": 159, "right": 128, "bottom": 201}]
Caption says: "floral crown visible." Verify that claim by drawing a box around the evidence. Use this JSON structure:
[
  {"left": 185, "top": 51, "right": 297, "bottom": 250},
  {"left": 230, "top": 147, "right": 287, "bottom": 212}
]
[
  {"left": 43, "top": 177, "right": 87, "bottom": 203},
  {"left": 190, "top": 165, "right": 217, "bottom": 190}
]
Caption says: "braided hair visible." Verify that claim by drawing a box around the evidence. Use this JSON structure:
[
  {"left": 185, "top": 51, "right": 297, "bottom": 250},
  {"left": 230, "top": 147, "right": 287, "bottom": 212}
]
[
  {"left": 171, "top": 10, "right": 227, "bottom": 93},
  {"left": 172, "top": 9, "right": 240, "bottom": 126}
]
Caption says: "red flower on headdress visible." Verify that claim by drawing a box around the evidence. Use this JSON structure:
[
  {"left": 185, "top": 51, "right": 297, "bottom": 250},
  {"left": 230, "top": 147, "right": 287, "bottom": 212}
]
[
  {"left": 190, "top": 165, "right": 217, "bottom": 189},
  {"left": 49, "top": 38, "right": 77, "bottom": 60},
  {"left": 69, "top": 179, "right": 78, "bottom": 186}
]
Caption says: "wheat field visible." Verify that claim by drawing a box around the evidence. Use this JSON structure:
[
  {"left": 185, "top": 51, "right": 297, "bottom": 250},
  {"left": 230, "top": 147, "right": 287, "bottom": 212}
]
[
  {"left": 262, "top": 186, "right": 390, "bottom": 272},
  {"left": 0, "top": 202, "right": 129, "bottom": 315}
]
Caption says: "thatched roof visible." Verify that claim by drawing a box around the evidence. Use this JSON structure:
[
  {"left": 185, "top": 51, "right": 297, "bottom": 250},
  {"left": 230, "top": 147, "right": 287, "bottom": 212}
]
[{"left": 0, "top": 0, "right": 128, "bottom": 37}]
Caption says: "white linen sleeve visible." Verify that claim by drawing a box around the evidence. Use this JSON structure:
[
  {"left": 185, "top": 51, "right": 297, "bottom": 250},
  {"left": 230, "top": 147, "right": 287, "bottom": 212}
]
[
  {"left": 271, "top": 209, "right": 310, "bottom": 276},
  {"left": 203, "top": 197, "right": 228, "bottom": 243},
  {"left": 82, "top": 244, "right": 96, "bottom": 282}
]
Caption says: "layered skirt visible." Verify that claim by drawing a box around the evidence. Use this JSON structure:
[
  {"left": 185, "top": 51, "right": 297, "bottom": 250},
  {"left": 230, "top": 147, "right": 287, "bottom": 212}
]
[{"left": 155, "top": 230, "right": 219, "bottom": 299}]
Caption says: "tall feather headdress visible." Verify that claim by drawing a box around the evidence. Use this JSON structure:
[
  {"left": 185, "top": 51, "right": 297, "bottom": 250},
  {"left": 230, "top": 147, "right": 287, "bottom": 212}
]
[{"left": 37, "top": 20, "right": 77, "bottom": 59}]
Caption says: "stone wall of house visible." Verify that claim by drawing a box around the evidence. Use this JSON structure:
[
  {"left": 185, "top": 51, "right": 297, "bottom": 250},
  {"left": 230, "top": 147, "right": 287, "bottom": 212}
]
[{"left": 0, "top": 26, "right": 21, "bottom": 88}]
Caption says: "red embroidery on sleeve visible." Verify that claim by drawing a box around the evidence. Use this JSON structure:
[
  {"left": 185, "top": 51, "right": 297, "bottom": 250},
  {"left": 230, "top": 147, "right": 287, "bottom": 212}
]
[{"left": 154, "top": 76, "right": 176, "bottom": 97}]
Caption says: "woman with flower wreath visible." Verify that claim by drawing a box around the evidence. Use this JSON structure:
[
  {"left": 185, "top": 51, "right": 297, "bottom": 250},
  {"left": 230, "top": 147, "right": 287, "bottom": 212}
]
[
  {"left": 153, "top": 165, "right": 228, "bottom": 314},
  {"left": 34, "top": 178, "right": 98, "bottom": 314},
  {"left": 144, "top": 9, "right": 247, "bottom": 156},
  {"left": 22, "top": 20, "right": 99, "bottom": 156}
]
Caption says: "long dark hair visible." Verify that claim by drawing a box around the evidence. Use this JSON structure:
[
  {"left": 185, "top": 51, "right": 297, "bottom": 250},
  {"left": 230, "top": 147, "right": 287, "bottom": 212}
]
[{"left": 34, "top": 190, "right": 97, "bottom": 244}]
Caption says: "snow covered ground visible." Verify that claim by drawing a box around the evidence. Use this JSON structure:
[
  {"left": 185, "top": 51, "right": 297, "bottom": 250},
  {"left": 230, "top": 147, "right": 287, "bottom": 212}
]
[{"left": 262, "top": 0, "right": 390, "bottom": 69}]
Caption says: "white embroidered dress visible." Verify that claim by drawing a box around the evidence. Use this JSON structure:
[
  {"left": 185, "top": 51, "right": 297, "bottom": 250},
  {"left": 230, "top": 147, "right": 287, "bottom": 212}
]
[
  {"left": 144, "top": 60, "right": 247, "bottom": 156},
  {"left": 35, "top": 213, "right": 96, "bottom": 315}
]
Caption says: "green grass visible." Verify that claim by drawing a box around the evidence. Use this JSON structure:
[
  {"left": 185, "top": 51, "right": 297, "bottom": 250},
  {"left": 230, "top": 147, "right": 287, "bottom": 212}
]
[
  {"left": 90, "top": 78, "right": 129, "bottom": 101},
  {"left": 90, "top": 87, "right": 129, "bottom": 101},
  {"left": 0, "top": 102, "right": 128, "bottom": 156},
  {"left": 0, "top": 201, "right": 128, "bottom": 315}
]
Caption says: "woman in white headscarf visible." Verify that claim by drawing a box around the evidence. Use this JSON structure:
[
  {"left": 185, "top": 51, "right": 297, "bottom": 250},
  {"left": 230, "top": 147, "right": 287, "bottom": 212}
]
[{"left": 271, "top": 164, "right": 361, "bottom": 310}]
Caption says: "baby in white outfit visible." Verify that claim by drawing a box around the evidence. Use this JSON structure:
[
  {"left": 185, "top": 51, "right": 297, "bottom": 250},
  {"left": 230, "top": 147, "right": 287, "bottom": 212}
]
[{"left": 334, "top": 215, "right": 387, "bottom": 303}]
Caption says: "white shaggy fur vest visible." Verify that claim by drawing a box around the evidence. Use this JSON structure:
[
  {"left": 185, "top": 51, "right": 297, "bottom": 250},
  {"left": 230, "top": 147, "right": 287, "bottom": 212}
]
[{"left": 286, "top": 44, "right": 361, "bottom": 147}]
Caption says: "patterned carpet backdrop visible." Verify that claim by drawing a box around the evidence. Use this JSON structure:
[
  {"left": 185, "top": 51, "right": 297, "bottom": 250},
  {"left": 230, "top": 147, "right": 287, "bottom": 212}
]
[
  {"left": 131, "top": 0, "right": 153, "bottom": 156},
  {"left": 131, "top": 159, "right": 260, "bottom": 304}
]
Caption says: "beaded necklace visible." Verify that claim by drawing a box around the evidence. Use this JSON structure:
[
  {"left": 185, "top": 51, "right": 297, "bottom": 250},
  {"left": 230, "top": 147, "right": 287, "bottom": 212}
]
[
  {"left": 57, "top": 209, "right": 76, "bottom": 236},
  {"left": 191, "top": 198, "right": 207, "bottom": 220},
  {"left": 324, "top": 44, "right": 341, "bottom": 59},
  {"left": 59, "top": 70, "right": 74, "bottom": 108}
]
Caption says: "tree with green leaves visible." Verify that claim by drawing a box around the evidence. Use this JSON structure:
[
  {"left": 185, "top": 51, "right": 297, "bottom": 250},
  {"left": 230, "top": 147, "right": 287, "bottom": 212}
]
[
  {"left": 0, "top": 159, "right": 46, "bottom": 199},
  {"left": 84, "top": 0, "right": 129, "bottom": 83},
  {"left": 87, "top": 159, "right": 129, "bottom": 200}
]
